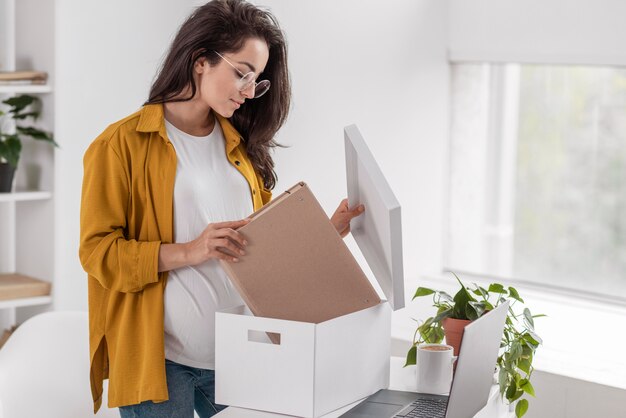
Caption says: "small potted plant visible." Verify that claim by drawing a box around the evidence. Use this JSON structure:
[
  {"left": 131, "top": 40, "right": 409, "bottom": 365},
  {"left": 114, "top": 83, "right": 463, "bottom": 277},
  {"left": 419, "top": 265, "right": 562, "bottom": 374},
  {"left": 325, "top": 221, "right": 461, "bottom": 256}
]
[
  {"left": 0, "top": 94, "right": 56, "bottom": 192},
  {"left": 404, "top": 273, "right": 544, "bottom": 418}
]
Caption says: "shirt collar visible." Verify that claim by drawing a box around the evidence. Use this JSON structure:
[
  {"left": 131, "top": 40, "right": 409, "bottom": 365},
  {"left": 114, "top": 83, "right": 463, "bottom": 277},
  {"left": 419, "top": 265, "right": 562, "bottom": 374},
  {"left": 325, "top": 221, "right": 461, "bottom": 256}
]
[
  {"left": 137, "top": 103, "right": 243, "bottom": 153},
  {"left": 215, "top": 113, "right": 243, "bottom": 154}
]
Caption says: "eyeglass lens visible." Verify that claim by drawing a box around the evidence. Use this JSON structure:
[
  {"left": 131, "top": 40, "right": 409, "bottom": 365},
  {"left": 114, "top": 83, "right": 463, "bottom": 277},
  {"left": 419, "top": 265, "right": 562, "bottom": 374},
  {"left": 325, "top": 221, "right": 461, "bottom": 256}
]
[{"left": 240, "top": 73, "right": 270, "bottom": 98}]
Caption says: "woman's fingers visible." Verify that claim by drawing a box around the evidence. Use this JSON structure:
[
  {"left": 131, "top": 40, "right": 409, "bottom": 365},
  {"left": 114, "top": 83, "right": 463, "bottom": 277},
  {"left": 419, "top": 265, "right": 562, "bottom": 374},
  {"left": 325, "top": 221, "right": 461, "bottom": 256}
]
[
  {"left": 216, "top": 228, "right": 248, "bottom": 249},
  {"left": 347, "top": 204, "right": 364, "bottom": 218},
  {"left": 339, "top": 224, "right": 351, "bottom": 238},
  {"left": 214, "top": 238, "right": 245, "bottom": 257},
  {"left": 211, "top": 220, "right": 249, "bottom": 247},
  {"left": 330, "top": 198, "right": 365, "bottom": 238},
  {"left": 211, "top": 219, "right": 250, "bottom": 230},
  {"left": 212, "top": 248, "right": 240, "bottom": 262}
]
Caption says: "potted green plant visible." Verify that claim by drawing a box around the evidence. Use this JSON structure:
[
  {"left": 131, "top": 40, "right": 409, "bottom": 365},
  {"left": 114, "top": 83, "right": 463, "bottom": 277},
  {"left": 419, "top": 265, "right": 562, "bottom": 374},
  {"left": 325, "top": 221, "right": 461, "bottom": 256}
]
[
  {"left": 404, "top": 273, "right": 544, "bottom": 418},
  {"left": 0, "top": 94, "right": 56, "bottom": 192}
]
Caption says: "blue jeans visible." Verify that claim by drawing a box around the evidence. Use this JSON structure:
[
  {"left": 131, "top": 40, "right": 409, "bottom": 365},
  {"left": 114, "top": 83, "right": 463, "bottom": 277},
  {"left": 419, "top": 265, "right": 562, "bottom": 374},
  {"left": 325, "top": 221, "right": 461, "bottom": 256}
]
[{"left": 119, "top": 359, "right": 228, "bottom": 418}]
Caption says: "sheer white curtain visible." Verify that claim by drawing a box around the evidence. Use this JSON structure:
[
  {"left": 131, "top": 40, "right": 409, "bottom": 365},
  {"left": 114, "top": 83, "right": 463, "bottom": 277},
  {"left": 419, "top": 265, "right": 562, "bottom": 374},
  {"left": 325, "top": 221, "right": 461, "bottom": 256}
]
[{"left": 447, "top": 62, "right": 626, "bottom": 300}]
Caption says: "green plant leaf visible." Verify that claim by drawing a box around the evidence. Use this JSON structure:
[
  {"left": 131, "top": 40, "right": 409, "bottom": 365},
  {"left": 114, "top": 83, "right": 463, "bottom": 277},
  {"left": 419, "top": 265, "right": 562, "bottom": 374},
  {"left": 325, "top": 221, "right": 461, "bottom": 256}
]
[
  {"left": 521, "top": 344, "right": 534, "bottom": 359},
  {"left": 12, "top": 111, "right": 40, "bottom": 121},
  {"left": 404, "top": 345, "right": 417, "bottom": 367},
  {"left": 469, "top": 301, "right": 487, "bottom": 318},
  {"left": 523, "top": 308, "right": 534, "bottom": 328},
  {"left": 518, "top": 358, "right": 531, "bottom": 374},
  {"left": 15, "top": 126, "right": 58, "bottom": 146},
  {"left": 532, "top": 314, "right": 547, "bottom": 318},
  {"left": 519, "top": 379, "right": 535, "bottom": 396},
  {"left": 488, "top": 283, "right": 505, "bottom": 293},
  {"left": 523, "top": 320, "right": 535, "bottom": 333},
  {"left": 434, "top": 326, "right": 445, "bottom": 342},
  {"left": 508, "top": 286, "right": 524, "bottom": 303},
  {"left": 413, "top": 287, "right": 435, "bottom": 299},
  {"left": 505, "top": 378, "right": 518, "bottom": 400},
  {"left": 3, "top": 94, "right": 37, "bottom": 114},
  {"left": 452, "top": 290, "right": 469, "bottom": 318},
  {"left": 452, "top": 283, "right": 475, "bottom": 319},
  {"left": 526, "top": 329, "right": 543, "bottom": 345},
  {"left": 509, "top": 341, "right": 523, "bottom": 362},
  {"left": 477, "top": 285, "right": 490, "bottom": 300},
  {"left": 465, "top": 303, "right": 479, "bottom": 321},
  {"left": 433, "top": 308, "right": 452, "bottom": 323},
  {"left": 470, "top": 283, "right": 488, "bottom": 300},
  {"left": 515, "top": 399, "right": 529, "bottom": 417},
  {"left": 419, "top": 319, "right": 444, "bottom": 344},
  {"left": 0, "top": 135, "right": 22, "bottom": 167},
  {"left": 498, "top": 366, "right": 508, "bottom": 396},
  {"left": 522, "top": 334, "right": 539, "bottom": 349},
  {"left": 453, "top": 273, "right": 474, "bottom": 298}
]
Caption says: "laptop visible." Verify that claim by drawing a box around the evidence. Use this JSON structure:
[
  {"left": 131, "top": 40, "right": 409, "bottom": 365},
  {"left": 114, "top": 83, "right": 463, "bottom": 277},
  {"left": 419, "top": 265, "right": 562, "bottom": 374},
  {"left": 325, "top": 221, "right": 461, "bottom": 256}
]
[{"left": 340, "top": 300, "right": 509, "bottom": 418}]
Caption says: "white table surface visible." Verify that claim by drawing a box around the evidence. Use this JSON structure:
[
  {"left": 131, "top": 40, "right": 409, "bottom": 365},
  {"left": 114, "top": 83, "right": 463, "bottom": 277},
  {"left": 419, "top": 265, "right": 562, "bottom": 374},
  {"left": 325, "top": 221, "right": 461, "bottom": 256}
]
[{"left": 214, "top": 357, "right": 512, "bottom": 418}]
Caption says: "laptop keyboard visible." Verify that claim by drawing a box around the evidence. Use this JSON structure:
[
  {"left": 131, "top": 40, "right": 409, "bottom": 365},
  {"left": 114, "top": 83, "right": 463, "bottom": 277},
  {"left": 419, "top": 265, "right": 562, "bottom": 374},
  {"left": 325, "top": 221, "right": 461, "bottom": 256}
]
[{"left": 393, "top": 397, "right": 448, "bottom": 418}]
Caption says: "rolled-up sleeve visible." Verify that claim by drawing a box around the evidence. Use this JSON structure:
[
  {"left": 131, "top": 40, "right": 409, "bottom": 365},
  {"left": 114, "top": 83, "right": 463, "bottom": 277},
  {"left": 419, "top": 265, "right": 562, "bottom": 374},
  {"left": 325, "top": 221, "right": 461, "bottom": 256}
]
[{"left": 79, "top": 138, "right": 161, "bottom": 293}]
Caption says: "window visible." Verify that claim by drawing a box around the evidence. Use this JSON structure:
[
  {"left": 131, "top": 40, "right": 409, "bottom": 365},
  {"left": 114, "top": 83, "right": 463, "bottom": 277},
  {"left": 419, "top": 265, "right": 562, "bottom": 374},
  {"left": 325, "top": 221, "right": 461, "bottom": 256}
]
[{"left": 447, "top": 63, "right": 626, "bottom": 301}]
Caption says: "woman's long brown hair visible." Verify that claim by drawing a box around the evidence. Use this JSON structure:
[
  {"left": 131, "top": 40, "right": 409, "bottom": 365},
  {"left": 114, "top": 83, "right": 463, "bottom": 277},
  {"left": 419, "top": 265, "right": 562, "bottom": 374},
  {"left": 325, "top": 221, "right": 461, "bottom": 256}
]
[{"left": 146, "top": 0, "right": 290, "bottom": 190}]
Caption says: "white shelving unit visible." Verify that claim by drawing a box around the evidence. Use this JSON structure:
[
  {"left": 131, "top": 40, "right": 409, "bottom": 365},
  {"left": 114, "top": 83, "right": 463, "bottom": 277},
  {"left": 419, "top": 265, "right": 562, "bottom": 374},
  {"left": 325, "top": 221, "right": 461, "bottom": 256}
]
[
  {"left": 0, "top": 84, "right": 52, "bottom": 94},
  {"left": 0, "top": 295, "right": 52, "bottom": 310},
  {"left": 0, "top": 191, "right": 52, "bottom": 202},
  {"left": 0, "top": 192, "right": 52, "bottom": 271},
  {"left": 0, "top": 0, "right": 55, "bottom": 332}
]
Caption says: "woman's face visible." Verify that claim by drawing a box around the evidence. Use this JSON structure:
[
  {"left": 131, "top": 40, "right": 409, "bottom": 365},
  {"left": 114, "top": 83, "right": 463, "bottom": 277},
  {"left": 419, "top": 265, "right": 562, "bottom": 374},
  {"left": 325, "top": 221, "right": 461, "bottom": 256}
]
[{"left": 194, "top": 37, "right": 270, "bottom": 118}]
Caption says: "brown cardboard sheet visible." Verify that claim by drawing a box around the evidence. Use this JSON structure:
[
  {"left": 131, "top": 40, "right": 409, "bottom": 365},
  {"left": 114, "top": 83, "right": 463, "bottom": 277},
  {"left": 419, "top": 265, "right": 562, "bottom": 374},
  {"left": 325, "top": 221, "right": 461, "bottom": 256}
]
[{"left": 220, "top": 182, "right": 381, "bottom": 325}]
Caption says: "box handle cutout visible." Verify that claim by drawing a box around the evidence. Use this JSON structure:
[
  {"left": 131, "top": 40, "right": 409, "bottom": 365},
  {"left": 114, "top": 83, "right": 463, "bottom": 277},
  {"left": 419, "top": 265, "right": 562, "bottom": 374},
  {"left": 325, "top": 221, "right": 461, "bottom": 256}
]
[{"left": 248, "top": 329, "right": 281, "bottom": 345}]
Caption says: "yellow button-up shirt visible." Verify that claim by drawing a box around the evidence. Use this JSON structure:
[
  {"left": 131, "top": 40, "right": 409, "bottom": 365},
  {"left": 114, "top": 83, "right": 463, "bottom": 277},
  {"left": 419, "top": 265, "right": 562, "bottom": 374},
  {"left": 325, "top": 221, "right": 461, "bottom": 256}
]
[{"left": 79, "top": 103, "right": 271, "bottom": 412}]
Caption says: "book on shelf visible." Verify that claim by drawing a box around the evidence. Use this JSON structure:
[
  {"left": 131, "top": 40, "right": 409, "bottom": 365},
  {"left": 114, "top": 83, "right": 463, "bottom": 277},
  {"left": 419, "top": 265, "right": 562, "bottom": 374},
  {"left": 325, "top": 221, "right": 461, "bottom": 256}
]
[{"left": 0, "top": 70, "right": 48, "bottom": 85}]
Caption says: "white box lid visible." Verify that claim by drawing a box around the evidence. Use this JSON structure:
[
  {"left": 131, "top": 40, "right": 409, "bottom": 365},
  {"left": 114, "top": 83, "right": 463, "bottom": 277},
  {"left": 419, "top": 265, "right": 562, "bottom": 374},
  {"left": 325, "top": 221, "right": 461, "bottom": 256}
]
[{"left": 344, "top": 124, "right": 405, "bottom": 311}]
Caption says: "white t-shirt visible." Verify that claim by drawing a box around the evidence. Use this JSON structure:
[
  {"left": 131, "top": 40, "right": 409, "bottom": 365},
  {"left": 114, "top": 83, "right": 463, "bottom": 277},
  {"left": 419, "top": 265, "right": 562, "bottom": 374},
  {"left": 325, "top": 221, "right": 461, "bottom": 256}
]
[{"left": 163, "top": 119, "right": 253, "bottom": 369}]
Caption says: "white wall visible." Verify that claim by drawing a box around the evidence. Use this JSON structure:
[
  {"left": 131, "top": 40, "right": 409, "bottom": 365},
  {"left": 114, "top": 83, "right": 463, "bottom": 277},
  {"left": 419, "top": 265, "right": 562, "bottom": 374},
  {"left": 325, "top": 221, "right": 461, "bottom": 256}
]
[
  {"left": 257, "top": 0, "right": 450, "bottom": 294},
  {"left": 53, "top": 0, "right": 450, "bottom": 311},
  {"left": 527, "top": 371, "right": 625, "bottom": 418},
  {"left": 53, "top": 0, "right": 204, "bottom": 309},
  {"left": 449, "top": 0, "right": 626, "bottom": 66}
]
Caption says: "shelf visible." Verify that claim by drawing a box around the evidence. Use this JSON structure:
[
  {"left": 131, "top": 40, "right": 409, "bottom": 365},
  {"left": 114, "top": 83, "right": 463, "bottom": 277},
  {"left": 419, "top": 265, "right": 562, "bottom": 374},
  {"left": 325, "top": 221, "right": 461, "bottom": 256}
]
[
  {"left": 0, "top": 84, "right": 52, "bottom": 94},
  {"left": 0, "top": 274, "right": 52, "bottom": 309},
  {"left": 0, "top": 191, "right": 52, "bottom": 202},
  {"left": 0, "top": 295, "right": 52, "bottom": 309}
]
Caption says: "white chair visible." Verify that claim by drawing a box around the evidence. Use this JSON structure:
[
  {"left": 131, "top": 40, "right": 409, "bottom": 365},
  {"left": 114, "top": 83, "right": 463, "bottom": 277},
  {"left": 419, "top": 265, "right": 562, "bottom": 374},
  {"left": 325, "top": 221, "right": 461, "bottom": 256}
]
[{"left": 0, "top": 311, "right": 119, "bottom": 418}]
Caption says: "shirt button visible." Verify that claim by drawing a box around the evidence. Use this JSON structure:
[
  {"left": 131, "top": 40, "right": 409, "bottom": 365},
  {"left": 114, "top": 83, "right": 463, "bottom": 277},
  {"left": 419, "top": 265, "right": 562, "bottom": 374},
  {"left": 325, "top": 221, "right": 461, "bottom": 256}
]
[{"left": 235, "top": 160, "right": 241, "bottom": 166}]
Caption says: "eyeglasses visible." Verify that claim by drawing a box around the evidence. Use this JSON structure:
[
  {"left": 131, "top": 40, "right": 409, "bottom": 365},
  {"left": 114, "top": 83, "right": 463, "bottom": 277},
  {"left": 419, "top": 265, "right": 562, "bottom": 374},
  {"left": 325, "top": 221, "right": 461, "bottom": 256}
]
[{"left": 213, "top": 51, "right": 270, "bottom": 99}]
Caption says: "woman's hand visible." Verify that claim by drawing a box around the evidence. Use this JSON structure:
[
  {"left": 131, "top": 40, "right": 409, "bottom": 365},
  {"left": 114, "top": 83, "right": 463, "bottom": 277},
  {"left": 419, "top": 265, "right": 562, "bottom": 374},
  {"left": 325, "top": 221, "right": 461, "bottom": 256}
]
[
  {"left": 184, "top": 219, "right": 250, "bottom": 265},
  {"left": 330, "top": 198, "right": 365, "bottom": 238},
  {"left": 158, "top": 219, "right": 249, "bottom": 272}
]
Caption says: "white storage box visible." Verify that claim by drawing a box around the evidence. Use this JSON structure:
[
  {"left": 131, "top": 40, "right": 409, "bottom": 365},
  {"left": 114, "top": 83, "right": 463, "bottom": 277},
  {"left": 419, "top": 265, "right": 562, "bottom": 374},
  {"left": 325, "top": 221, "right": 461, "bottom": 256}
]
[
  {"left": 215, "top": 301, "right": 391, "bottom": 417},
  {"left": 216, "top": 124, "right": 404, "bottom": 417}
]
